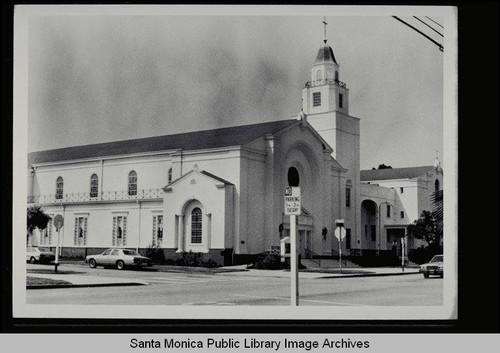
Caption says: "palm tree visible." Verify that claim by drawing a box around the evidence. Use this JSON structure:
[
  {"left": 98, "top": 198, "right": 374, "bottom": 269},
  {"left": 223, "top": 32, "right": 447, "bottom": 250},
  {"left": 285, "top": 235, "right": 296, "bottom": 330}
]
[{"left": 430, "top": 189, "right": 443, "bottom": 223}]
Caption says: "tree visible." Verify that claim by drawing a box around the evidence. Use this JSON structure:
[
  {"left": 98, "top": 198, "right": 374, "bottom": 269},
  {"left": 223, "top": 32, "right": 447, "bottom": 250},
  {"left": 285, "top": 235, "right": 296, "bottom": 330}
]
[
  {"left": 430, "top": 189, "right": 443, "bottom": 223},
  {"left": 406, "top": 210, "right": 442, "bottom": 251},
  {"left": 27, "top": 206, "right": 51, "bottom": 245},
  {"left": 372, "top": 164, "right": 393, "bottom": 170}
]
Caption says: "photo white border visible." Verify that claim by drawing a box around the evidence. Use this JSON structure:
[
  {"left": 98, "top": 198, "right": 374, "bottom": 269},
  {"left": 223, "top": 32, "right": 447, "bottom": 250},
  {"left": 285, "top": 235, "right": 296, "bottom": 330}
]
[{"left": 12, "top": 4, "right": 458, "bottom": 320}]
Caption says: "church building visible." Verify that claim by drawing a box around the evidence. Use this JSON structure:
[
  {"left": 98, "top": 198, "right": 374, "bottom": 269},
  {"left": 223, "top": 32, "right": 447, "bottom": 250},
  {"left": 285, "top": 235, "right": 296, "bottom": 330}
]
[{"left": 27, "top": 34, "right": 442, "bottom": 266}]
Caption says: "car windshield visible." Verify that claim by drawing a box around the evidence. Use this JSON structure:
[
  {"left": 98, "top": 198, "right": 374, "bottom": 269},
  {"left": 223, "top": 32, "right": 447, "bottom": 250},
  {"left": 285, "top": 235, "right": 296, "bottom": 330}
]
[
  {"left": 430, "top": 255, "right": 443, "bottom": 262},
  {"left": 122, "top": 250, "right": 139, "bottom": 255},
  {"left": 37, "top": 247, "right": 51, "bottom": 252}
]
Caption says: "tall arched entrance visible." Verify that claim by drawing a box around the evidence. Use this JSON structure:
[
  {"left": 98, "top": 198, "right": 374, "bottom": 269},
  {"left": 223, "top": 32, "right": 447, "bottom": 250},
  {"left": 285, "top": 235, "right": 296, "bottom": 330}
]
[{"left": 361, "top": 199, "right": 378, "bottom": 250}]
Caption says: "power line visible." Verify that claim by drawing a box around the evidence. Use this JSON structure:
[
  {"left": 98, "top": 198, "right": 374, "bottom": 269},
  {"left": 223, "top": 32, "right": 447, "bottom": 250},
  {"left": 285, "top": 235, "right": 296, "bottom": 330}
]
[
  {"left": 425, "top": 16, "right": 444, "bottom": 29},
  {"left": 414, "top": 16, "right": 443, "bottom": 37},
  {"left": 392, "top": 16, "right": 444, "bottom": 52}
]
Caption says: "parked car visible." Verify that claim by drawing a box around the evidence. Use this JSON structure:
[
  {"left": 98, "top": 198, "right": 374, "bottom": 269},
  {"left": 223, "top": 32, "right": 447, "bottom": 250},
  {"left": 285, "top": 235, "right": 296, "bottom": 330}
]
[
  {"left": 419, "top": 254, "right": 443, "bottom": 278},
  {"left": 85, "top": 248, "right": 152, "bottom": 270},
  {"left": 26, "top": 246, "right": 55, "bottom": 264}
]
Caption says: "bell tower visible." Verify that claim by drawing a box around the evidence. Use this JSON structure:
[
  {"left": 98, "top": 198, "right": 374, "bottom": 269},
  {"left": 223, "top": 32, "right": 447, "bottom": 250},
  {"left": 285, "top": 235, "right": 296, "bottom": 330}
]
[{"left": 302, "top": 18, "right": 360, "bottom": 250}]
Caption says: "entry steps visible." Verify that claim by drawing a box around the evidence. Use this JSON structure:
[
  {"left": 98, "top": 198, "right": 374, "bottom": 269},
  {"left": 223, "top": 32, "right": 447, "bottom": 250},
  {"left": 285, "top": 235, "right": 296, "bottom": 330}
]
[{"left": 300, "top": 257, "right": 360, "bottom": 269}]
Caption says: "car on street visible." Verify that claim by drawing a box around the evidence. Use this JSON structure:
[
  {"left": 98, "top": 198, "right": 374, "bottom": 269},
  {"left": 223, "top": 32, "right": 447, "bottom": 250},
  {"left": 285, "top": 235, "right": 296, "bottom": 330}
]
[
  {"left": 419, "top": 254, "right": 443, "bottom": 278},
  {"left": 26, "top": 246, "right": 55, "bottom": 264},
  {"left": 85, "top": 248, "right": 152, "bottom": 270}
]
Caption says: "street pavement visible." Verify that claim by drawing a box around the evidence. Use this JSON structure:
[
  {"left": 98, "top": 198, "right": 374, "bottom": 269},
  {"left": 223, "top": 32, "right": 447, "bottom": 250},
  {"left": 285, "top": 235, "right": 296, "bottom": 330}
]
[{"left": 26, "top": 261, "right": 420, "bottom": 289}]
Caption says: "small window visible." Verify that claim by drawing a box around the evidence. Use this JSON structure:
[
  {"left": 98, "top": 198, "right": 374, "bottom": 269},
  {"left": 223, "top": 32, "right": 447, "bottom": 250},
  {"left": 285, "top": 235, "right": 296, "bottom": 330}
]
[
  {"left": 113, "top": 216, "right": 127, "bottom": 246},
  {"left": 386, "top": 204, "right": 391, "bottom": 218},
  {"left": 400, "top": 187, "right": 404, "bottom": 193},
  {"left": 345, "top": 228, "right": 351, "bottom": 249},
  {"left": 400, "top": 211, "right": 405, "bottom": 219},
  {"left": 74, "top": 217, "right": 87, "bottom": 246},
  {"left": 346, "top": 187, "right": 351, "bottom": 207},
  {"left": 128, "top": 171, "right": 137, "bottom": 196},
  {"left": 365, "top": 224, "right": 368, "bottom": 238},
  {"left": 56, "top": 177, "right": 64, "bottom": 199},
  {"left": 371, "top": 225, "right": 376, "bottom": 242},
  {"left": 90, "top": 174, "right": 99, "bottom": 198},
  {"left": 168, "top": 168, "right": 173, "bottom": 184},
  {"left": 191, "top": 208, "right": 202, "bottom": 244},
  {"left": 339, "top": 93, "right": 343, "bottom": 108},
  {"left": 152, "top": 215, "right": 163, "bottom": 246},
  {"left": 435, "top": 179, "right": 440, "bottom": 192},
  {"left": 335, "top": 71, "right": 339, "bottom": 81},
  {"left": 313, "top": 92, "right": 321, "bottom": 107}
]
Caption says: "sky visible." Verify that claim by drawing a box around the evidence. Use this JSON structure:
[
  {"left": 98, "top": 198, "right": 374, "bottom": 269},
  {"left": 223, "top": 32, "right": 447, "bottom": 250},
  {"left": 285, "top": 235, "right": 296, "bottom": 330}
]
[{"left": 26, "top": 7, "right": 446, "bottom": 170}]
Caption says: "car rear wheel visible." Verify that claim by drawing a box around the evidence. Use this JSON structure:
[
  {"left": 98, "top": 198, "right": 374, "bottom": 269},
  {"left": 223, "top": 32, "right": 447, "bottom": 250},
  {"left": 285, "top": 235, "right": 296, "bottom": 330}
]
[
  {"left": 30, "top": 257, "right": 36, "bottom": 264},
  {"left": 89, "top": 259, "right": 97, "bottom": 268},
  {"left": 116, "top": 260, "right": 125, "bottom": 270},
  {"left": 423, "top": 273, "right": 429, "bottom": 278}
]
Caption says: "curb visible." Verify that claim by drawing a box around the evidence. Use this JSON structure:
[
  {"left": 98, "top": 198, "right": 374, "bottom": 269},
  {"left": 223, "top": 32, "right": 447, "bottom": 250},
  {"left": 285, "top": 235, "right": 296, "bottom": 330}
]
[
  {"left": 27, "top": 282, "right": 148, "bottom": 290},
  {"left": 317, "top": 271, "right": 420, "bottom": 279}
]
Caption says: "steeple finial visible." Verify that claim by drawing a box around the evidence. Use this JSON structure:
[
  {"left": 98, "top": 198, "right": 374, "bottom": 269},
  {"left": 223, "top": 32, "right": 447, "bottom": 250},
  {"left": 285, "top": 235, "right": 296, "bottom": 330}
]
[{"left": 322, "top": 17, "right": 328, "bottom": 44}]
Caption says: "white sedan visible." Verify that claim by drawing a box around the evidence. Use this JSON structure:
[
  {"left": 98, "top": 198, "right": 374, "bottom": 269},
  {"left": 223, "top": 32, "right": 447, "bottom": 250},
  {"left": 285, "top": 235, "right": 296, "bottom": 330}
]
[{"left": 85, "top": 248, "right": 152, "bottom": 270}]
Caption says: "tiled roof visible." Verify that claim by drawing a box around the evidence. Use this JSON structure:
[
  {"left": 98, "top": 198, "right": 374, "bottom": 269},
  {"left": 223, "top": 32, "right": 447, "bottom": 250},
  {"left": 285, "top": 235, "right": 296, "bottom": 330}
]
[
  {"left": 28, "top": 119, "right": 299, "bottom": 165},
  {"left": 360, "top": 166, "right": 435, "bottom": 181}
]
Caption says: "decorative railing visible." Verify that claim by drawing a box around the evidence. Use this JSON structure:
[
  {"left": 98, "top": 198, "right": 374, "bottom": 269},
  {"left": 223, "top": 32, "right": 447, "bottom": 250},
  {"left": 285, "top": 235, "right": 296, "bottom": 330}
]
[
  {"left": 27, "top": 188, "right": 164, "bottom": 204},
  {"left": 304, "top": 78, "right": 347, "bottom": 88}
]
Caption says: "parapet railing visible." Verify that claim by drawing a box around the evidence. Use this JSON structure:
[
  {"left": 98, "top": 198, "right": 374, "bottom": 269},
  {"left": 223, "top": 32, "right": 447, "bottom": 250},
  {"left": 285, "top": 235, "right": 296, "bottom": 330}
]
[
  {"left": 304, "top": 79, "right": 347, "bottom": 88},
  {"left": 27, "top": 188, "right": 164, "bottom": 204}
]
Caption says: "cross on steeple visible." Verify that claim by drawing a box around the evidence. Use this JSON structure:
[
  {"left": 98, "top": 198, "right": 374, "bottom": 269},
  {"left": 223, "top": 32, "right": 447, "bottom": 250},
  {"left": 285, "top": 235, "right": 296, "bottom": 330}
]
[{"left": 322, "top": 17, "right": 328, "bottom": 43}]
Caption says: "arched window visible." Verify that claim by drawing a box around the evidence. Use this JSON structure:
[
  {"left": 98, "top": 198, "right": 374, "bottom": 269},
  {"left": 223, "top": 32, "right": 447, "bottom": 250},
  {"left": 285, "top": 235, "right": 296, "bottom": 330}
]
[
  {"left": 288, "top": 167, "right": 300, "bottom": 187},
  {"left": 315, "top": 69, "right": 323, "bottom": 82},
  {"left": 191, "top": 208, "right": 202, "bottom": 244},
  {"left": 346, "top": 179, "right": 352, "bottom": 207},
  {"left": 55, "top": 177, "right": 64, "bottom": 199},
  {"left": 335, "top": 70, "right": 339, "bottom": 81},
  {"left": 128, "top": 171, "right": 137, "bottom": 196},
  {"left": 435, "top": 179, "right": 440, "bottom": 192},
  {"left": 90, "top": 174, "right": 99, "bottom": 198},
  {"left": 168, "top": 168, "right": 173, "bottom": 184}
]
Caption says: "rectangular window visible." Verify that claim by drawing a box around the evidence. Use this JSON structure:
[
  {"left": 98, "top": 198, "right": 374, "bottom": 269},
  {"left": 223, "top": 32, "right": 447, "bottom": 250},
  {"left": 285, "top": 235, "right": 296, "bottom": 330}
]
[
  {"left": 364, "top": 225, "right": 368, "bottom": 238},
  {"left": 400, "top": 187, "right": 404, "bottom": 193},
  {"left": 371, "top": 225, "right": 376, "bottom": 242},
  {"left": 346, "top": 187, "right": 351, "bottom": 207},
  {"left": 345, "top": 228, "right": 351, "bottom": 249},
  {"left": 113, "top": 216, "right": 127, "bottom": 246},
  {"left": 313, "top": 92, "right": 321, "bottom": 107},
  {"left": 339, "top": 93, "right": 343, "bottom": 108},
  {"left": 74, "top": 217, "right": 87, "bottom": 246},
  {"left": 152, "top": 215, "right": 163, "bottom": 246},
  {"left": 400, "top": 211, "right": 405, "bottom": 219},
  {"left": 42, "top": 218, "right": 53, "bottom": 245},
  {"left": 386, "top": 204, "right": 391, "bottom": 218}
]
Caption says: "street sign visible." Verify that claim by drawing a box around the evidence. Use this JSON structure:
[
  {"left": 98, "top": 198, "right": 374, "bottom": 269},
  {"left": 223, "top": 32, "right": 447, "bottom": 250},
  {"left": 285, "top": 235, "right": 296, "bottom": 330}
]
[
  {"left": 54, "top": 214, "right": 64, "bottom": 231},
  {"left": 334, "top": 226, "right": 345, "bottom": 240},
  {"left": 284, "top": 187, "right": 301, "bottom": 215}
]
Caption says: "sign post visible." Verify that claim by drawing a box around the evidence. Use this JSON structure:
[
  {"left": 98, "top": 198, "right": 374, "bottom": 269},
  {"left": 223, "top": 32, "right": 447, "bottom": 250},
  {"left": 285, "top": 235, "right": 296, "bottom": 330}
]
[
  {"left": 335, "top": 219, "right": 344, "bottom": 274},
  {"left": 53, "top": 214, "right": 64, "bottom": 273},
  {"left": 285, "top": 187, "right": 301, "bottom": 306}
]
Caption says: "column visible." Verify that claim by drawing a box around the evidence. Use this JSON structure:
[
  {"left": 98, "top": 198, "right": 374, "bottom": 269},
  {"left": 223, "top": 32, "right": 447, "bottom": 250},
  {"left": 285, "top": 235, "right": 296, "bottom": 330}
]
[{"left": 176, "top": 215, "right": 184, "bottom": 253}]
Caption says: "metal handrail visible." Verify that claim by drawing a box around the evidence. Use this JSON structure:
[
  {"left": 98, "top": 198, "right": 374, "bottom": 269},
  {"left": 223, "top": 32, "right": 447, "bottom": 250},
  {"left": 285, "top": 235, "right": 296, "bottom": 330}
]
[
  {"left": 27, "top": 188, "right": 164, "bottom": 204},
  {"left": 305, "top": 78, "right": 347, "bottom": 88}
]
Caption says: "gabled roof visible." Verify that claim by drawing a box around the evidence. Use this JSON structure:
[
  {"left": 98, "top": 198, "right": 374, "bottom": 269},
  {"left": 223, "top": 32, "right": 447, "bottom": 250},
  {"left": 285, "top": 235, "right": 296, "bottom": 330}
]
[
  {"left": 360, "top": 166, "right": 435, "bottom": 182},
  {"left": 28, "top": 119, "right": 299, "bottom": 165},
  {"left": 164, "top": 169, "right": 233, "bottom": 190}
]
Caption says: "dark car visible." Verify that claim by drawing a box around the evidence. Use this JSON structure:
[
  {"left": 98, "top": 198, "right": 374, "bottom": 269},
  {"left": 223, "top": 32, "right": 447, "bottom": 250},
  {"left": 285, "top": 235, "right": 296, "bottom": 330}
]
[
  {"left": 26, "top": 246, "right": 55, "bottom": 264},
  {"left": 419, "top": 255, "right": 443, "bottom": 278}
]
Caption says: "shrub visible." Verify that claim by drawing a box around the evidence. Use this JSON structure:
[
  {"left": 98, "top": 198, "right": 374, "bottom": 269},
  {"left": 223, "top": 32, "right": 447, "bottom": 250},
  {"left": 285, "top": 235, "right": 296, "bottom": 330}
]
[
  {"left": 249, "top": 252, "right": 287, "bottom": 270},
  {"left": 174, "top": 251, "right": 220, "bottom": 268},
  {"left": 408, "top": 246, "right": 442, "bottom": 265},
  {"left": 144, "top": 244, "right": 166, "bottom": 264}
]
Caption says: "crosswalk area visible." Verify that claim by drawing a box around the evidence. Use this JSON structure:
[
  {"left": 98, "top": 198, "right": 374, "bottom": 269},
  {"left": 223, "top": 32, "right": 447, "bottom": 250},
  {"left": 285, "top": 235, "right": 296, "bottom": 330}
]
[{"left": 141, "top": 274, "right": 259, "bottom": 285}]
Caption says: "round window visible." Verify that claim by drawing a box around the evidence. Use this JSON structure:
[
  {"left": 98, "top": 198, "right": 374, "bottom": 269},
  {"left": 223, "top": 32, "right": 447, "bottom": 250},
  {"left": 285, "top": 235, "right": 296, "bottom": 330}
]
[{"left": 288, "top": 167, "right": 300, "bottom": 187}]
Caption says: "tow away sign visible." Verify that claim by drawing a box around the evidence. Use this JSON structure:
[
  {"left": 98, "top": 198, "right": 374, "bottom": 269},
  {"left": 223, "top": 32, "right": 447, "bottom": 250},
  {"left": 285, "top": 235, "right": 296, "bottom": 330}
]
[{"left": 284, "top": 187, "right": 301, "bottom": 215}]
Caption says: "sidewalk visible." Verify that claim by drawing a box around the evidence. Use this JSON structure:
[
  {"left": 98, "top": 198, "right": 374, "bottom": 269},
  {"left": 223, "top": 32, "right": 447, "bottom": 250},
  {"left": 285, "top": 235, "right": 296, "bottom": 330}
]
[{"left": 27, "top": 262, "right": 419, "bottom": 289}]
